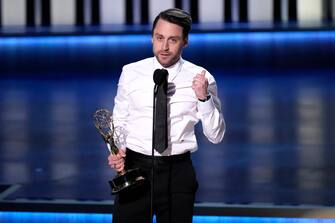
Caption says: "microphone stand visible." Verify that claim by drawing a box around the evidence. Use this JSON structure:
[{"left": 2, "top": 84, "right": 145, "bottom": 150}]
[
  {"left": 151, "top": 85, "right": 158, "bottom": 223},
  {"left": 151, "top": 69, "right": 168, "bottom": 222}
]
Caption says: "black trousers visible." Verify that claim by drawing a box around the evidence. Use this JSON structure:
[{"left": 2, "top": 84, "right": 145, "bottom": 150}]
[{"left": 112, "top": 149, "right": 198, "bottom": 223}]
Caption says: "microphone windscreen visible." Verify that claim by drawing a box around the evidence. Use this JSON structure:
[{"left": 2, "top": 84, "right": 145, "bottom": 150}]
[{"left": 153, "top": 69, "right": 168, "bottom": 85}]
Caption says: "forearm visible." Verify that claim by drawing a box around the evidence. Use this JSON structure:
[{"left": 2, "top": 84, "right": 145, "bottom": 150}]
[{"left": 198, "top": 97, "right": 226, "bottom": 143}]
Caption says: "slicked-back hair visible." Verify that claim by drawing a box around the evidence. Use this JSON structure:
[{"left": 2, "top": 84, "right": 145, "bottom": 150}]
[{"left": 152, "top": 8, "right": 192, "bottom": 38}]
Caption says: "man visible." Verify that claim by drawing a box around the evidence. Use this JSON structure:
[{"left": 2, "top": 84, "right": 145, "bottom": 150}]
[{"left": 108, "top": 8, "right": 225, "bottom": 223}]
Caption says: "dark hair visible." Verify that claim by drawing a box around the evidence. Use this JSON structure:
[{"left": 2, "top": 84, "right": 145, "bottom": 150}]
[{"left": 152, "top": 8, "right": 192, "bottom": 38}]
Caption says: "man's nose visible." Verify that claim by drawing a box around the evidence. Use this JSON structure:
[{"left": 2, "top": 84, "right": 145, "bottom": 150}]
[{"left": 162, "top": 40, "right": 169, "bottom": 50}]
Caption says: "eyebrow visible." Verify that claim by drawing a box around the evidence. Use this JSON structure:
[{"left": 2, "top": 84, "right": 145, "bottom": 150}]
[{"left": 154, "top": 33, "right": 182, "bottom": 39}]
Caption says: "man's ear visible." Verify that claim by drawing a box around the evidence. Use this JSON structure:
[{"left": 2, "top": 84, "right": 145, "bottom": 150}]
[{"left": 183, "top": 37, "right": 189, "bottom": 47}]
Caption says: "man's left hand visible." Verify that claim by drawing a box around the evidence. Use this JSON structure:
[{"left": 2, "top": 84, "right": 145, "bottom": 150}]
[{"left": 192, "top": 70, "right": 208, "bottom": 100}]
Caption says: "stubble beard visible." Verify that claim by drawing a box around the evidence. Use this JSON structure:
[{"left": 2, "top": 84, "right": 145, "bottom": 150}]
[{"left": 155, "top": 52, "right": 180, "bottom": 68}]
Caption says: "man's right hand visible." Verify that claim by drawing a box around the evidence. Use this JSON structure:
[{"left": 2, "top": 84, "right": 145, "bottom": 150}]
[{"left": 108, "top": 149, "right": 126, "bottom": 172}]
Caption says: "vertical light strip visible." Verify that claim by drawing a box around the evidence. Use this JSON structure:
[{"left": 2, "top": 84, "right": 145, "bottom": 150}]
[
  {"left": 296, "top": 86, "right": 324, "bottom": 203},
  {"left": 247, "top": 84, "right": 274, "bottom": 202},
  {"left": 199, "top": 0, "right": 223, "bottom": 23},
  {"left": 182, "top": 0, "right": 190, "bottom": 13},
  {"left": 297, "top": 0, "right": 322, "bottom": 23},
  {"left": 2, "top": 0, "right": 25, "bottom": 26},
  {"left": 0, "top": 90, "right": 30, "bottom": 183},
  {"left": 247, "top": 85, "right": 274, "bottom": 145},
  {"left": 249, "top": 0, "right": 273, "bottom": 22},
  {"left": 0, "top": 0, "right": 2, "bottom": 26},
  {"left": 84, "top": 0, "right": 91, "bottom": 25},
  {"left": 281, "top": 0, "right": 289, "bottom": 22},
  {"left": 133, "top": 0, "right": 141, "bottom": 24},
  {"left": 51, "top": 0, "right": 75, "bottom": 25},
  {"left": 35, "top": 0, "right": 41, "bottom": 26},
  {"left": 50, "top": 90, "right": 79, "bottom": 190},
  {"left": 231, "top": 0, "right": 239, "bottom": 22},
  {"left": 333, "top": 0, "right": 335, "bottom": 19},
  {"left": 101, "top": 0, "right": 125, "bottom": 25},
  {"left": 149, "top": 0, "right": 173, "bottom": 23},
  {"left": 297, "top": 87, "right": 324, "bottom": 147}
]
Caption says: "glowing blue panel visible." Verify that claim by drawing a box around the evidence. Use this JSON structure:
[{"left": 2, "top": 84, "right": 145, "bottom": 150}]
[
  {"left": 0, "top": 31, "right": 334, "bottom": 46},
  {"left": 0, "top": 31, "right": 334, "bottom": 78},
  {"left": 0, "top": 212, "right": 335, "bottom": 223},
  {"left": 0, "top": 34, "right": 150, "bottom": 47}
]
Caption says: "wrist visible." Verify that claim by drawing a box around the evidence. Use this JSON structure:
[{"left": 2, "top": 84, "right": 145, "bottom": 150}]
[{"left": 198, "top": 94, "right": 211, "bottom": 102}]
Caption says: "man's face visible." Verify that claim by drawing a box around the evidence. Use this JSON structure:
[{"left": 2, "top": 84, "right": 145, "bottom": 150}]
[{"left": 152, "top": 19, "right": 188, "bottom": 68}]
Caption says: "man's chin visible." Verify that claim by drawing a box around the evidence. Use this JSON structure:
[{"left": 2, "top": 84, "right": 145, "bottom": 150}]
[
  {"left": 157, "top": 59, "right": 171, "bottom": 68},
  {"left": 157, "top": 57, "right": 177, "bottom": 68}
]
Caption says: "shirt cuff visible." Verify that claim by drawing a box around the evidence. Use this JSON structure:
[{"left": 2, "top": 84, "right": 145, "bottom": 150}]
[{"left": 197, "top": 96, "right": 215, "bottom": 115}]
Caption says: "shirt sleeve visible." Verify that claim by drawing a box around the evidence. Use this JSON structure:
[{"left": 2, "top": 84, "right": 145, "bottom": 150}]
[
  {"left": 112, "top": 67, "right": 129, "bottom": 131},
  {"left": 197, "top": 75, "right": 226, "bottom": 144}
]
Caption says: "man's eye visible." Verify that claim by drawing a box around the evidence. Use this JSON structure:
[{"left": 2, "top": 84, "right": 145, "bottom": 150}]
[{"left": 169, "top": 39, "right": 177, "bottom": 43}]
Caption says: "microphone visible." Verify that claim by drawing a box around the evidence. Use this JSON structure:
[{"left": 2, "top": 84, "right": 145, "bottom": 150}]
[{"left": 153, "top": 69, "right": 168, "bottom": 94}]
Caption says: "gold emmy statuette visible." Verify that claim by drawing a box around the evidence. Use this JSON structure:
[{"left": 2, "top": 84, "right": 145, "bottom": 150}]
[{"left": 93, "top": 109, "right": 145, "bottom": 194}]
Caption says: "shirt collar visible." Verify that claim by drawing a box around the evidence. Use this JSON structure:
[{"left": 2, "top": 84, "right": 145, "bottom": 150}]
[{"left": 153, "top": 56, "right": 183, "bottom": 82}]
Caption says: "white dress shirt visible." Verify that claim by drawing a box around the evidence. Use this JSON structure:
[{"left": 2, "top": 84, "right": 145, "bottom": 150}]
[{"left": 113, "top": 57, "right": 225, "bottom": 156}]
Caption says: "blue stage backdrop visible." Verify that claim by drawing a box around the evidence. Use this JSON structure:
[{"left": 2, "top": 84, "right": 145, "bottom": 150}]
[
  {"left": 1, "top": 212, "right": 335, "bottom": 223},
  {"left": 0, "top": 31, "right": 334, "bottom": 78}
]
